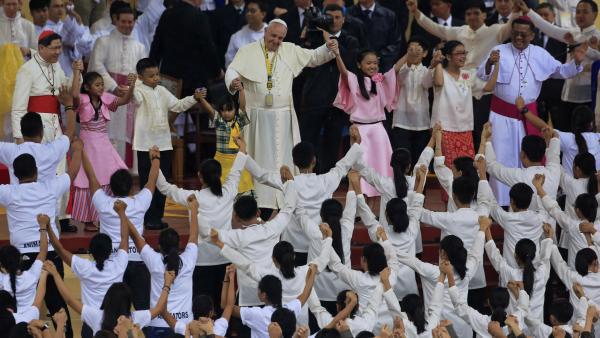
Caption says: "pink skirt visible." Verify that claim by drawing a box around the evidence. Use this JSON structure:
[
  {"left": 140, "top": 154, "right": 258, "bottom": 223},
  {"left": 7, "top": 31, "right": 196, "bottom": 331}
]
[
  {"left": 355, "top": 122, "right": 393, "bottom": 197},
  {"left": 72, "top": 185, "right": 112, "bottom": 222}
]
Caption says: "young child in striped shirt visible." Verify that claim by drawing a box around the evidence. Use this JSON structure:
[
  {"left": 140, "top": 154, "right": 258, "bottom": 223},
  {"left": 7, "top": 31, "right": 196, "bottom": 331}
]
[{"left": 196, "top": 86, "right": 253, "bottom": 196}]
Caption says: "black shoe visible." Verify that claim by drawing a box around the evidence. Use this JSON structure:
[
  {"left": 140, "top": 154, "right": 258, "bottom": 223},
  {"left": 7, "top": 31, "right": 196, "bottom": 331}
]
[
  {"left": 59, "top": 219, "right": 78, "bottom": 233},
  {"left": 145, "top": 222, "right": 167, "bottom": 230}
]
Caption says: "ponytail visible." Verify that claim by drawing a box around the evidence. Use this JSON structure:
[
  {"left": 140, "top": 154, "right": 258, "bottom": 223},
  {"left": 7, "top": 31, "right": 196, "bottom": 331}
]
[
  {"left": 390, "top": 148, "right": 411, "bottom": 199},
  {"left": 386, "top": 198, "right": 409, "bottom": 233},
  {"left": 321, "top": 199, "right": 345, "bottom": 265},
  {"left": 572, "top": 106, "right": 595, "bottom": 154},
  {"left": 440, "top": 236, "right": 467, "bottom": 279},
  {"left": 490, "top": 288, "right": 510, "bottom": 326},
  {"left": 273, "top": 241, "right": 296, "bottom": 279},
  {"left": 200, "top": 159, "right": 223, "bottom": 197},
  {"left": 575, "top": 248, "right": 597, "bottom": 276},
  {"left": 356, "top": 49, "right": 379, "bottom": 100},
  {"left": 515, "top": 239, "right": 536, "bottom": 296},
  {"left": 159, "top": 228, "right": 182, "bottom": 276},
  {"left": 89, "top": 234, "right": 112, "bottom": 271},
  {"left": 259, "top": 275, "right": 283, "bottom": 308},
  {"left": 453, "top": 156, "right": 479, "bottom": 197},
  {"left": 400, "top": 294, "right": 426, "bottom": 334},
  {"left": 574, "top": 153, "right": 598, "bottom": 195},
  {"left": 0, "top": 245, "right": 21, "bottom": 310}
]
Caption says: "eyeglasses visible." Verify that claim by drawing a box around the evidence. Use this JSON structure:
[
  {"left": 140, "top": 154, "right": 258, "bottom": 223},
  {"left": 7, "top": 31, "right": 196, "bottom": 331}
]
[
  {"left": 43, "top": 45, "right": 63, "bottom": 51},
  {"left": 511, "top": 31, "right": 530, "bottom": 37}
]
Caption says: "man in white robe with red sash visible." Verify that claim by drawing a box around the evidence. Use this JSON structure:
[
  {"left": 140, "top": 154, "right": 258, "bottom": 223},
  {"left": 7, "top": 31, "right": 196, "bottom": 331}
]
[
  {"left": 88, "top": 5, "right": 146, "bottom": 166},
  {"left": 476, "top": 16, "right": 585, "bottom": 206}
]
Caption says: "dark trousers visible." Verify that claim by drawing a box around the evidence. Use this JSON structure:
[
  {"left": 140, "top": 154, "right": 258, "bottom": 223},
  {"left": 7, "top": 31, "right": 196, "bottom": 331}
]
[
  {"left": 193, "top": 264, "right": 228, "bottom": 314},
  {"left": 123, "top": 261, "right": 151, "bottom": 310},
  {"left": 299, "top": 107, "right": 349, "bottom": 174},
  {"left": 137, "top": 150, "right": 173, "bottom": 225},
  {"left": 22, "top": 252, "right": 73, "bottom": 338},
  {"left": 390, "top": 128, "right": 430, "bottom": 167},
  {"left": 472, "top": 94, "right": 492, "bottom": 149}
]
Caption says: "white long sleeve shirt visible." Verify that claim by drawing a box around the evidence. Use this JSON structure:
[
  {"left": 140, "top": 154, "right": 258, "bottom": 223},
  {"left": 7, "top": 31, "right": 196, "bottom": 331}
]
[
  {"left": 88, "top": 29, "right": 147, "bottom": 92},
  {"left": 557, "top": 130, "right": 600, "bottom": 175},
  {"left": 393, "top": 64, "right": 433, "bottom": 131},
  {"left": 225, "top": 24, "right": 267, "bottom": 68},
  {"left": 527, "top": 9, "right": 600, "bottom": 103},
  {"left": 484, "top": 237, "right": 553, "bottom": 320},
  {"left": 0, "top": 11, "right": 36, "bottom": 49},
  {"left": 244, "top": 143, "right": 363, "bottom": 253},
  {"left": 478, "top": 179, "right": 545, "bottom": 269},
  {"left": 433, "top": 156, "right": 479, "bottom": 212},
  {"left": 216, "top": 181, "right": 298, "bottom": 306},
  {"left": 156, "top": 152, "right": 247, "bottom": 266}
]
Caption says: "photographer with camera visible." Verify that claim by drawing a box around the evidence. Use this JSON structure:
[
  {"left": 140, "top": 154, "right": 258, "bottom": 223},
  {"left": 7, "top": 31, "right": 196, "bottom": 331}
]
[{"left": 299, "top": 4, "right": 359, "bottom": 173}]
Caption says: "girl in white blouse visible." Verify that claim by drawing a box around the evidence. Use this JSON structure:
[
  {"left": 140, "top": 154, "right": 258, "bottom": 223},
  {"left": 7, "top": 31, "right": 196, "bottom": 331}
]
[
  {"left": 0, "top": 214, "right": 47, "bottom": 312},
  {"left": 484, "top": 223, "right": 554, "bottom": 320},
  {"left": 45, "top": 260, "right": 174, "bottom": 335},
  {"left": 557, "top": 106, "right": 600, "bottom": 175}
]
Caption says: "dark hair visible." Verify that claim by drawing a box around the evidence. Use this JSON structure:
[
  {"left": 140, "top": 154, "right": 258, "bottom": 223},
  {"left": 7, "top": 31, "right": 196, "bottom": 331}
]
[
  {"left": 574, "top": 153, "right": 598, "bottom": 195},
  {"left": 400, "top": 294, "right": 426, "bottom": 333},
  {"left": 94, "top": 331, "right": 118, "bottom": 338},
  {"left": 246, "top": 0, "right": 268, "bottom": 13},
  {"left": 13, "top": 153, "right": 37, "bottom": 182},
  {"left": 407, "top": 36, "right": 430, "bottom": 52},
  {"left": 464, "top": 0, "right": 486, "bottom": 12},
  {"left": 109, "top": 169, "right": 133, "bottom": 197},
  {"left": 258, "top": 275, "right": 282, "bottom": 307},
  {"left": 271, "top": 308, "right": 297, "bottom": 338},
  {"left": 136, "top": 58, "right": 158, "bottom": 75},
  {"left": 512, "top": 17, "right": 535, "bottom": 31},
  {"left": 489, "top": 288, "right": 509, "bottom": 326},
  {"left": 192, "top": 295, "right": 214, "bottom": 319},
  {"left": 292, "top": 142, "right": 315, "bottom": 169},
  {"left": 234, "top": 196, "right": 258, "bottom": 220},
  {"left": 515, "top": 239, "right": 536, "bottom": 296},
  {"left": 90, "top": 234, "right": 112, "bottom": 271},
  {"left": 548, "top": 300, "right": 574, "bottom": 324},
  {"left": 521, "top": 135, "right": 546, "bottom": 163},
  {"left": 315, "top": 328, "right": 341, "bottom": 338},
  {"left": 509, "top": 183, "right": 534, "bottom": 210},
  {"left": 575, "top": 247, "right": 597, "bottom": 276},
  {"left": 391, "top": 148, "right": 411, "bottom": 199},
  {"left": 9, "top": 322, "right": 33, "bottom": 338},
  {"left": 440, "top": 235, "right": 467, "bottom": 279},
  {"left": 575, "top": 193, "right": 598, "bottom": 222},
  {"left": 100, "top": 283, "right": 133, "bottom": 332},
  {"left": 114, "top": 4, "right": 135, "bottom": 18},
  {"left": 80, "top": 72, "right": 104, "bottom": 120},
  {"left": 536, "top": 2, "right": 555, "bottom": 11},
  {"left": 0, "top": 246, "right": 20, "bottom": 309},
  {"left": 0, "top": 309, "right": 16, "bottom": 336},
  {"left": 29, "top": 0, "right": 50, "bottom": 12},
  {"left": 362, "top": 243, "right": 387, "bottom": 276},
  {"left": 159, "top": 228, "right": 182, "bottom": 276},
  {"left": 572, "top": 106, "right": 595, "bottom": 154},
  {"left": 451, "top": 176, "right": 477, "bottom": 205},
  {"left": 109, "top": 0, "right": 130, "bottom": 17},
  {"left": 578, "top": 0, "right": 598, "bottom": 13},
  {"left": 273, "top": 241, "right": 295, "bottom": 279},
  {"left": 336, "top": 290, "right": 358, "bottom": 319},
  {"left": 38, "top": 32, "right": 61, "bottom": 47},
  {"left": 356, "top": 49, "right": 378, "bottom": 100},
  {"left": 441, "top": 40, "right": 464, "bottom": 67},
  {"left": 20, "top": 112, "right": 43, "bottom": 139},
  {"left": 321, "top": 199, "right": 345, "bottom": 265},
  {"left": 0, "top": 290, "right": 17, "bottom": 311},
  {"left": 217, "top": 94, "right": 237, "bottom": 114},
  {"left": 200, "top": 159, "right": 223, "bottom": 197},
  {"left": 355, "top": 332, "right": 375, "bottom": 338},
  {"left": 324, "top": 4, "right": 344, "bottom": 13},
  {"left": 386, "top": 198, "right": 409, "bottom": 233},
  {"left": 453, "top": 156, "right": 479, "bottom": 197}
]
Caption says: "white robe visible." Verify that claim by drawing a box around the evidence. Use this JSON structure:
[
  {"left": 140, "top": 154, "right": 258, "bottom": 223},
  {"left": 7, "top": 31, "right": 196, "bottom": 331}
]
[
  {"left": 43, "top": 17, "right": 88, "bottom": 77},
  {"left": 0, "top": 11, "right": 36, "bottom": 50},
  {"left": 225, "top": 40, "right": 334, "bottom": 209}
]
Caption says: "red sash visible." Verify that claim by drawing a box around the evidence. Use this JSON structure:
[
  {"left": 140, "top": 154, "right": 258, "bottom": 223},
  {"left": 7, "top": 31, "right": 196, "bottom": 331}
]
[
  {"left": 27, "top": 95, "right": 60, "bottom": 114},
  {"left": 490, "top": 96, "right": 541, "bottom": 137}
]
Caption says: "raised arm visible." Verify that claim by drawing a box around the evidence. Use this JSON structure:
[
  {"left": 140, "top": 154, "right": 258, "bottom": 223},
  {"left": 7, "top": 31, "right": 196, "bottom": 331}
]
[
  {"left": 113, "top": 200, "right": 130, "bottom": 252},
  {"left": 46, "top": 217, "right": 73, "bottom": 266},
  {"left": 36, "top": 214, "right": 49, "bottom": 262},
  {"left": 66, "top": 139, "right": 83, "bottom": 183},
  {"left": 122, "top": 203, "right": 147, "bottom": 253},
  {"left": 32, "top": 270, "right": 49, "bottom": 311},
  {"left": 334, "top": 51, "right": 349, "bottom": 88},
  {"left": 195, "top": 87, "right": 215, "bottom": 119},
  {"left": 524, "top": 5, "right": 571, "bottom": 43},
  {"left": 407, "top": 0, "right": 459, "bottom": 41},
  {"left": 482, "top": 50, "right": 500, "bottom": 92},
  {"left": 221, "top": 265, "right": 236, "bottom": 321},
  {"left": 81, "top": 151, "right": 101, "bottom": 195},
  {"left": 145, "top": 146, "right": 161, "bottom": 193},
  {"left": 187, "top": 195, "right": 199, "bottom": 244},
  {"left": 516, "top": 96, "right": 549, "bottom": 131},
  {"left": 298, "top": 264, "right": 318, "bottom": 306},
  {"left": 149, "top": 271, "right": 176, "bottom": 319},
  {"left": 115, "top": 74, "right": 137, "bottom": 106},
  {"left": 156, "top": 170, "right": 195, "bottom": 206},
  {"left": 433, "top": 55, "right": 444, "bottom": 88},
  {"left": 43, "top": 260, "right": 83, "bottom": 314}
]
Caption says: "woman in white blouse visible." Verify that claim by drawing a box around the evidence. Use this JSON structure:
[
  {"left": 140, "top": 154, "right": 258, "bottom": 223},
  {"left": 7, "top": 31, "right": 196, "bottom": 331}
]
[
  {"left": 44, "top": 260, "right": 174, "bottom": 335},
  {"left": 557, "top": 106, "right": 600, "bottom": 175},
  {"left": 484, "top": 223, "right": 554, "bottom": 320}
]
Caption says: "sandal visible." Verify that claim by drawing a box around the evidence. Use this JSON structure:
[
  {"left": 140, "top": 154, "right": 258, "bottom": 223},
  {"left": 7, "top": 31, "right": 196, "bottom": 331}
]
[{"left": 84, "top": 222, "right": 99, "bottom": 232}]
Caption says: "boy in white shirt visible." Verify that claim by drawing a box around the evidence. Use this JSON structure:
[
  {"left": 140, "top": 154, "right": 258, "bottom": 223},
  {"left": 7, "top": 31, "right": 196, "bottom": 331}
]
[
  {"left": 391, "top": 37, "right": 433, "bottom": 163},
  {"left": 80, "top": 144, "right": 161, "bottom": 317},
  {"left": 243, "top": 131, "right": 362, "bottom": 265},
  {"left": 132, "top": 58, "right": 203, "bottom": 231},
  {"left": 0, "top": 139, "right": 82, "bottom": 338}
]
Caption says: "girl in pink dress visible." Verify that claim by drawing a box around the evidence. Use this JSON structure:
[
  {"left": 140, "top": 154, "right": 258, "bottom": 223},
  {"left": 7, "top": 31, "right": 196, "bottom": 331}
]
[
  {"left": 333, "top": 49, "right": 400, "bottom": 197},
  {"left": 71, "top": 71, "right": 136, "bottom": 231}
]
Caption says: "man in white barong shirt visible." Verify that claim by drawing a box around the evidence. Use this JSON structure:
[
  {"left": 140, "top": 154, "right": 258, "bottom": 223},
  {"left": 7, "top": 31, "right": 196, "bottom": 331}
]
[
  {"left": 225, "top": 19, "right": 338, "bottom": 211},
  {"left": 224, "top": 0, "right": 267, "bottom": 68},
  {"left": 477, "top": 16, "right": 586, "bottom": 206},
  {"left": 88, "top": 5, "right": 147, "bottom": 164}
]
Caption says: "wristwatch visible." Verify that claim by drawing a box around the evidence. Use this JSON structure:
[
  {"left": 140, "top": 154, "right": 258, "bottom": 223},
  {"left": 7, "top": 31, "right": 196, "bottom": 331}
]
[{"left": 519, "top": 107, "right": 529, "bottom": 115}]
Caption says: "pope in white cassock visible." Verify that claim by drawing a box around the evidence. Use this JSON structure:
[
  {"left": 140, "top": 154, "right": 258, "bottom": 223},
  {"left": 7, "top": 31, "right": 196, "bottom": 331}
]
[
  {"left": 476, "top": 16, "right": 586, "bottom": 206},
  {"left": 225, "top": 19, "right": 338, "bottom": 210}
]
